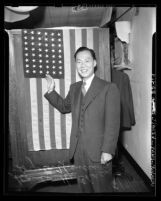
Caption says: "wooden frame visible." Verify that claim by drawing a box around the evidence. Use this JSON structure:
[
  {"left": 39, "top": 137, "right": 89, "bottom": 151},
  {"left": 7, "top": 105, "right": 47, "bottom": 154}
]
[{"left": 8, "top": 28, "right": 111, "bottom": 191}]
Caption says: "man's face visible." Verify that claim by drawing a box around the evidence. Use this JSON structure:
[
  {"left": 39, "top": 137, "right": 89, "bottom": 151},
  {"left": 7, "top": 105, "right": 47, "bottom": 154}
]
[{"left": 75, "top": 50, "right": 96, "bottom": 79}]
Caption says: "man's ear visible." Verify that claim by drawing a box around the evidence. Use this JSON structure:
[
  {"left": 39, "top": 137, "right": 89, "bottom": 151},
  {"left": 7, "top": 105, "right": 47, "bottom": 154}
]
[{"left": 94, "top": 60, "right": 97, "bottom": 67}]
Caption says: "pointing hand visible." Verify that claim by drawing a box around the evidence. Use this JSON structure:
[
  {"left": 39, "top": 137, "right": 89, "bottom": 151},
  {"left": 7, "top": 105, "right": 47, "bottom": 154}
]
[{"left": 45, "top": 74, "right": 55, "bottom": 92}]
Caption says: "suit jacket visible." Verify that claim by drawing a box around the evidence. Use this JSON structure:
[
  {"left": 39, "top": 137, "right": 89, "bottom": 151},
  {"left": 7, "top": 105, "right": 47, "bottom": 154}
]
[
  {"left": 111, "top": 69, "right": 136, "bottom": 129},
  {"left": 44, "top": 75, "right": 120, "bottom": 162}
]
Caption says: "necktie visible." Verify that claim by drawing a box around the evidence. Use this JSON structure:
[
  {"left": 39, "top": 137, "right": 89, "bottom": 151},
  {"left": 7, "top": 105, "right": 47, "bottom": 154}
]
[{"left": 82, "top": 81, "right": 86, "bottom": 96}]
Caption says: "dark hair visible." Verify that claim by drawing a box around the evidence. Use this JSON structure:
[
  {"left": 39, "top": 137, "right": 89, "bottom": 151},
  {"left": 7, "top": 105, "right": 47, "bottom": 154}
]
[{"left": 74, "top": 46, "right": 96, "bottom": 60}]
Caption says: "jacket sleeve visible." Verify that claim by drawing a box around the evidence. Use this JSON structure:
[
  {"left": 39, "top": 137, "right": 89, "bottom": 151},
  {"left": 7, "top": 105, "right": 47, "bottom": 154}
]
[
  {"left": 44, "top": 86, "right": 72, "bottom": 114},
  {"left": 101, "top": 83, "right": 120, "bottom": 156}
]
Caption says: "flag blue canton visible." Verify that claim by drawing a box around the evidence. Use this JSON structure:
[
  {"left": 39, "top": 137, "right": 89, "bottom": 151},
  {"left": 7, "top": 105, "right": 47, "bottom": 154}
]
[{"left": 22, "top": 29, "right": 64, "bottom": 78}]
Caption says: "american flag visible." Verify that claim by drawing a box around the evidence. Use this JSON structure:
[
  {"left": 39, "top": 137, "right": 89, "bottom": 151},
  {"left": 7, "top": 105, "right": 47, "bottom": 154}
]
[
  {"left": 11, "top": 28, "right": 109, "bottom": 151},
  {"left": 22, "top": 29, "right": 64, "bottom": 78}
]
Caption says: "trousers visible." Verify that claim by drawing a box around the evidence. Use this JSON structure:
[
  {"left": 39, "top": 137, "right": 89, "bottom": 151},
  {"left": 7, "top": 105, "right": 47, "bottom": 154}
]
[{"left": 74, "top": 134, "right": 113, "bottom": 193}]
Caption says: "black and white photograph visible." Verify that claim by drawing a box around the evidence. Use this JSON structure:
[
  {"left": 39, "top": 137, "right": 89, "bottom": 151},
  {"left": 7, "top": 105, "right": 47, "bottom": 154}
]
[{"left": 3, "top": 5, "right": 156, "bottom": 196}]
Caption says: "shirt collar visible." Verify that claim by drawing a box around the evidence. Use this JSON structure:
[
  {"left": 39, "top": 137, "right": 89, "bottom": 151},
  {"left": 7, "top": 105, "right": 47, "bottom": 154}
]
[{"left": 83, "top": 74, "right": 95, "bottom": 91}]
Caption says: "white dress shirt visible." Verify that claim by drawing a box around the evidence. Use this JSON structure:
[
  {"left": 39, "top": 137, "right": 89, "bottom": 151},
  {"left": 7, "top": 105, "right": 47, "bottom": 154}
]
[{"left": 83, "top": 74, "right": 95, "bottom": 93}]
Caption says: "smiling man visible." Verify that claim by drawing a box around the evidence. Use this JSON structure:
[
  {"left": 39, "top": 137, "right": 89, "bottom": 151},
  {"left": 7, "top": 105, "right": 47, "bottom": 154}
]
[{"left": 44, "top": 46, "right": 120, "bottom": 193}]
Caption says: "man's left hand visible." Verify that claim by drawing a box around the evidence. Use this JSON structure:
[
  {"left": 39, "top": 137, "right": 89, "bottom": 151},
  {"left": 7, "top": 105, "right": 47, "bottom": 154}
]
[{"left": 101, "top": 152, "right": 112, "bottom": 164}]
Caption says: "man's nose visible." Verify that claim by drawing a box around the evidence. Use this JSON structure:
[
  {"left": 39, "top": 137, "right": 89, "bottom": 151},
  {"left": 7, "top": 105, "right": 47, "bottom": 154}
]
[{"left": 80, "top": 62, "right": 86, "bottom": 67}]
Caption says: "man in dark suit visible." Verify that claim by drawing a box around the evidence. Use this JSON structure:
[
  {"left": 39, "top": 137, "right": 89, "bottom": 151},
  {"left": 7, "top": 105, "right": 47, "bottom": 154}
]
[{"left": 44, "top": 47, "right": 120, "bottom": 193}]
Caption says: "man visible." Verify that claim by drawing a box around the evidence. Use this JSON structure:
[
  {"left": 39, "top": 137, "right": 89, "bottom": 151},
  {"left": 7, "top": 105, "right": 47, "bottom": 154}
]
[{"left": 44, "top": 47, "right": 120, "bottom": 193}]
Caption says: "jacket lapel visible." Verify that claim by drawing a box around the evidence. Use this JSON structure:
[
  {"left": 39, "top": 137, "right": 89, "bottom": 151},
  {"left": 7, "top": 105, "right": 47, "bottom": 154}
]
[
  {"left": 73, "top": 81, "right": 82, "bottom": 121},
  {"left": 83, "top": 76, "right": 104, "bottom": 110}
]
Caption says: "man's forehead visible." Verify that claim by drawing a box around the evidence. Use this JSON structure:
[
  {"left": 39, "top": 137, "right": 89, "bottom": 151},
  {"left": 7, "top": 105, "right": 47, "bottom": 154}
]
[{"left": 76, "top": 50, "right": 92, "bottom": 58}]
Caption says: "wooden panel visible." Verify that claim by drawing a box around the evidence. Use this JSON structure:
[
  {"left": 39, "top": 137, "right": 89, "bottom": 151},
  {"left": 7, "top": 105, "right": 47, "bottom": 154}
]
[
  {"left": 9, "top": 33, "right": 20, "bottom": 166},
  {"left": 9, "top": 32, "right": 28, "bottom": 167}
]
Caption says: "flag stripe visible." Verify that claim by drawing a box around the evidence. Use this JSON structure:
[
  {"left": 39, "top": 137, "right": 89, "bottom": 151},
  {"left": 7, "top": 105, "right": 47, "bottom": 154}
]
[
  {"left": 49, "top": 104, "right": 56, "bottom": 148},
  {"left": 63, "top": 29, "right": 72, "bottom": 148},
  {"left": 54, "top": 79, "right": 62, "bottom": 149},
  {"left": 29, "top": 78, "right": 40, "bottom": 150},
  {"left": 87, "top": 29, "right": 93, "bottom": 49},
  {"left": 93, "top": 29, "right": 100, "bottom": 77},
  {"left": 41, "top": 78, "right": 51, "bottom": 150},
  {"left": 60, "top": 79, "right": 66, "bottom": 148},
  {"left": 82, "top": 29, "right": 87, "bottom": 47},
  {"left": 70, "top": 30, "right": 76, "bottom": 84},
  {"left": 37, "top": 78, "right": 45, "bottom": 150},
  {"left": 75, "top": 29, "right": 82, "bottom": 82},
  {"left": 24, "top": 78, "right": 34, "bottom": 150}
]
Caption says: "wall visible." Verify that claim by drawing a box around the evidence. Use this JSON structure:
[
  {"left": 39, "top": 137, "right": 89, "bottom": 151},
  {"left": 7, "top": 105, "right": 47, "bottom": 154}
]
[{"left": 121, "top": 7, "right": 156, "bottom": 179}]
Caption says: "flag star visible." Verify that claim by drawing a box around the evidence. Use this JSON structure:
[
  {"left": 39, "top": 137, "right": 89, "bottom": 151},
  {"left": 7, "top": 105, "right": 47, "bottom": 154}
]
[
  {"left": 58, "top": 49, "right": 62, "bottom": 53},
  {"left": 52, "top": 60, "right": 55, "bottom": 63},
  {"left": 58, "top": 55, "right": 62, "bottom": 58},
  {"left": 51, "top": 44, "right": 55, "bottom": 47},
  {"left": 58, "top": 44, "right": 61, "bottom": 47},
  {"left": 51, "top": 38, "right": 55, "bottom": 41},
  {"left": 45, "top": 54, "right": 49, "bottom": 58},
  {"left": 45, "top": 32, "right": 48, "bottom": 35},
  {"left": 58, "top": 38, "right": 61, "bottom": 42},
  {"left": 59, "top": 66, "right": 62, "bottom": 69},
  {"left": 45, "top": 49, "right": 49, "bottom": 52},
  {"left": 46, "top": 60, "right": 49, "bottom": 63},
  {"left": 45, "top": 38, "right": 48, "bottom": 41},
  {"left": 58, "top": 32, "right": 61, "bottom": 36},
  {"left": 32, "top": 53, "right": 36, "bottom": 57},
  {"left": 32, "top": 59, "right": 36, "bottom": 62},
  {"left": 32, "top": 48, "right": 35, "bottom": 51},
  {"left": 31, "top": 31, "right": 34, "bottom": 34},
  {"left": 31, "top": 36, "right": 35, "bottom": 40},
  {"left": 45, "top": 43, "right": 48, "bottom": 47},
  {"left": 25, "top": 53, "right": 29, "bottom": 56},
  {"left": 52, "top": 55, "right": 55, "bottom": 58},
  {"left": 37, "top": 31, "right": 41, "bottom": 35},
  {"left": 31, "top": 42, "right": 35, "bottom": 45},
  {"left": 24, "top": 42, "right": 28, "bottom": 45},
  {"left": 46, "top": 71, "right": 49, "bottom": 74},
  {"left": 39, "top": 65, "right": 42, "bottom": 68},
  {"left": 25, "top": 58, "right": 29, "bottom": 62},
  {"left": 25, "top": 47, "right": 28, "bottom": 50},
  {"left": 58, "top": 60, "right": 62, "bottom": 63},
  {"left": 39, "top": 70, "right": 43, "bottom": 74},
  {"left": 33, "top": 70, "right": 36, "bottom": 73},
  {"left": 38, "top": 48, "right": 42, "bottom": 51},
  {"left": 24, "top": 30, "right": 27, "bottom": 34},
  {"left": 33, "top": 65, "right": 36, "bottom": 68},
  {"left": 38, "top": 43, "right": 42, "bottom": 46},
  {"left": 46, "top": 65, "right": 49, "bottom": 68},
  {"left": 26, "top": 70, "right": 29, "bottom": 73},
  {"left": 24, "top": 36, "right": 27, "bottom": 39},
  {"left": 51, "top": 33, "right": 54, "bottom": 36},
  {"left": 26, "top": 64, "right": 29, "bottom": 67},
  {"left": 38, "top": 37, "right": 42, "bottom": 40},
  {"left": 52, "top": 66, "right": 55, "bottom": 69},
  {"left": 59, "top": 71, "right": 62, "bottom": 74},
  {"left": 39, "top": 60, "right": 42, "bottom": 63},
  {"left": 52, "top": 71, "right": 56, "bottom": 74},
  {"left": 38, "top": 54, "right": 42, "bottom": 57},
  {"left": 51, "top": 49, "right": 55, "bottom": 52}
]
